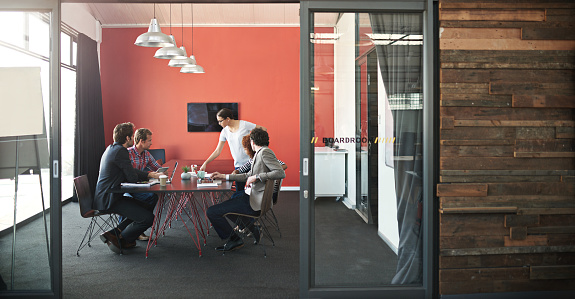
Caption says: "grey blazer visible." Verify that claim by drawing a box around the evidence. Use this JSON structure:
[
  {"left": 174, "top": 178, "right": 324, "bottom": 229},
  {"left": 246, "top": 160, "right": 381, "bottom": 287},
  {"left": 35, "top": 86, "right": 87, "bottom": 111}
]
[{"left": 229, "top": 146, "right": 285, "bottom": 211}]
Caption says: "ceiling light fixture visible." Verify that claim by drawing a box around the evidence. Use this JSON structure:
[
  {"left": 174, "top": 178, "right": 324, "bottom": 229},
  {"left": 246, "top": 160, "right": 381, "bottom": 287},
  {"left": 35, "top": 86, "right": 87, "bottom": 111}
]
[
  {"left": 154, "top": 3, "right": 187, "bottom": 59},
  {"left": 134, "top": 3, "right": 173, "bottom": 47},
  {"left": 168, "top": 3, "right": 196, "bottom": 67},
  {"left": 181, "top": 3, "right": 205, "bottom": 74}
]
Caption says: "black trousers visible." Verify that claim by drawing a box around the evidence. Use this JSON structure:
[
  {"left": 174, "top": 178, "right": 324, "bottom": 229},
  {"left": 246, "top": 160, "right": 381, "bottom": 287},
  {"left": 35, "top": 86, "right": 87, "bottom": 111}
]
[{"left": 107, "top": 196, "right": 155, "bottom": 242}]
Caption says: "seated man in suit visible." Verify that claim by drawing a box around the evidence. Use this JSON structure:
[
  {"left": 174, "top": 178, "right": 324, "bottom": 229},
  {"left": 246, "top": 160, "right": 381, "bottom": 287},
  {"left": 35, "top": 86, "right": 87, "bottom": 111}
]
[
  {"left": 94, "top": 122, "right": 163, "bottom": 254},
  {"left": 209, "top": 128, "right": 285, "bottom": 252},
  {"left": 126, "top": 127, "right": 166, "bottom": 241}
]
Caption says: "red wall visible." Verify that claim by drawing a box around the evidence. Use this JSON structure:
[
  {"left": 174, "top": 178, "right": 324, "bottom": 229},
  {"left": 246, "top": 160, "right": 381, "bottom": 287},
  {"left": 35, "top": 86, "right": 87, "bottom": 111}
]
[{"left": 100, "top": 27, "right": 300, "bottom": 186}]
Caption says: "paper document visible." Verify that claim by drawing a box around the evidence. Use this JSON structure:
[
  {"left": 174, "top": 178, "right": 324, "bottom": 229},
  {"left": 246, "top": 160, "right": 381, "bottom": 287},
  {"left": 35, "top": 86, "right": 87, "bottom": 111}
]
[{"left": 196, "top": 183, "right": 218, "bottom": 187}]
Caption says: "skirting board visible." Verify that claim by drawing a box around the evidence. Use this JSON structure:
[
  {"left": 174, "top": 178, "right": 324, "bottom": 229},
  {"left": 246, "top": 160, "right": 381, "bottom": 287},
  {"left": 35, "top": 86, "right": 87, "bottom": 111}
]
[
  {"left": 378, "top": 231, "right": 399, "bottom": 255},
  {"left": 280, "top": 186, "right": 299, "bottom": 191},
  {"left": 441, "top": 291, "right": 575, "bottom": 299}
]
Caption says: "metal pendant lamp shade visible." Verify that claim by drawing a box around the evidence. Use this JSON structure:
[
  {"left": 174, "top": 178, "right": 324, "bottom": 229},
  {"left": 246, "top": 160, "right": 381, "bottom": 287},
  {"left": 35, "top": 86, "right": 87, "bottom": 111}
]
[
  {"left": 134, "top": 18, "right": 173, "bottom": 47},
  {"left": 180, "top": 63, "right": 205, "bottom": 73},
  {"left": 154, "top": 35, "right": 187, "bottom": 59},
  {"left": 168, "top": 50, "right": 197, "bottom": 67}
]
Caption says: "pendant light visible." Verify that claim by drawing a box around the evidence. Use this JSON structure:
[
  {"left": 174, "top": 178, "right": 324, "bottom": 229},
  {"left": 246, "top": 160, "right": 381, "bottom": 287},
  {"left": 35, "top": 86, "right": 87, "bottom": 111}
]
[
  {"left": 154, "top": 3, "right": 187, "bottom": 59},
  {"left": 181, "top": 4, "right": 205, "bottom": 73},
  {"left": 135, "top": 3, "right": 173, "bottom": 47},
  {"left": 168, "top": 3, "right": 196, "bottom": 67}
]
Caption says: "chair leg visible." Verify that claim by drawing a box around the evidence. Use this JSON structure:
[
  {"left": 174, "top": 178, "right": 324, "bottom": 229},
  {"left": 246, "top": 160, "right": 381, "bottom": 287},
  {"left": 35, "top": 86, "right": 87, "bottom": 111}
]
[{"left": 268, "top": 209, "right": 282, "bottom": 238}]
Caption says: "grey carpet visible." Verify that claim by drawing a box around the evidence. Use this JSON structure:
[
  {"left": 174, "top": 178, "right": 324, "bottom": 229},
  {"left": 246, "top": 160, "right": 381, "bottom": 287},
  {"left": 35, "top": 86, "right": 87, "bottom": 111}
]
[{"left": 1, "top": 191, "right": 400, "bottom": 297}]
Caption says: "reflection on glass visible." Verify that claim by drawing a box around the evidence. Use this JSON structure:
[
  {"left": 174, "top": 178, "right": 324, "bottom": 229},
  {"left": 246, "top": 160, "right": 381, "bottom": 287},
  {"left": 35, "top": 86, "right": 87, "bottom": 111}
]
[
  {"left": 0, "top": 11, "right": 53, "bottom": 292},
  {"left": 61, "top": 32, "right": 71, "bottom": 65},
  {"left": 29, "top": 13, "right": 50, "bottom": 57},
  {"left": 312, "top": 11, "right": 423, "bottom": 287},
  {"left": 0, "top": 12, "right": 25, "bottom": 48}
]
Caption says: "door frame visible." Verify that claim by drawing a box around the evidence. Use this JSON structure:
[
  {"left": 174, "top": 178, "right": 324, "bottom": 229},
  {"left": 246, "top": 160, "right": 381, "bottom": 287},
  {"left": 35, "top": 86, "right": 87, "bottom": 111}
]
[{"left": 299, "top": 1, "right": 437, "bottom": 298}]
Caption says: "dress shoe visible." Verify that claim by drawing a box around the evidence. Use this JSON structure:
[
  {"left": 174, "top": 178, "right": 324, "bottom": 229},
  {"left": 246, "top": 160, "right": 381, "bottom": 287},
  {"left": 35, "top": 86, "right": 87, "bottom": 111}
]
[
  {"left": 137, "top": 233, "right": 149, "bottom": 241},
  {"left": 99, "top": 231, "right": 122, "bottom": 254},
  {"left": 215, "top": 238, "right": 244, "bottom": 252},
  {"left": 121, "top": 239, "right": 137, "bottom": 249}
]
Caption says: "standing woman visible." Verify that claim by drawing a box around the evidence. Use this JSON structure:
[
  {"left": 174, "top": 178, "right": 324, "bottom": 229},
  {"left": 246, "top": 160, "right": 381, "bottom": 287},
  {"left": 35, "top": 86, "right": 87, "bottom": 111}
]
[{"left": 200, "top": 108, "right": 266, "bottom": 179}]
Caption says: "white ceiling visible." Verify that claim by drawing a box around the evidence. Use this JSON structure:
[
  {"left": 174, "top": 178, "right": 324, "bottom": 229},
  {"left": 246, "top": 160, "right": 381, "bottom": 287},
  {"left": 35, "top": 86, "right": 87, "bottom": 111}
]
[{"left": 82, "top": 3, "right": 338, "bottom": 28}]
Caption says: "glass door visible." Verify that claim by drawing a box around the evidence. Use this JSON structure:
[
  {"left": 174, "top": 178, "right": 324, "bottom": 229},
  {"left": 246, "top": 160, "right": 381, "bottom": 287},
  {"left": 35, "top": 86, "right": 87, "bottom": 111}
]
[
  {"left": 300, "top": 1, "right": 435, "bottom": 298},
  {"left": 0, "top": 0, "right": 61, "bottom": 297}
]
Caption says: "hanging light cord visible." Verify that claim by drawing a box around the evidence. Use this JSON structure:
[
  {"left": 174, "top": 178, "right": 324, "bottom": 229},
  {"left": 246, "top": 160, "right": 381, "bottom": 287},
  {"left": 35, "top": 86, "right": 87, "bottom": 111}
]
[
  {"left": 181, "top": 3, "right": 184, "bottom": 48},
  {"left": 191, "top": 3, "right": 194, "bottom": 55},
  {"left": 169, "top": 3, "right": 172, "bottom": 35}
]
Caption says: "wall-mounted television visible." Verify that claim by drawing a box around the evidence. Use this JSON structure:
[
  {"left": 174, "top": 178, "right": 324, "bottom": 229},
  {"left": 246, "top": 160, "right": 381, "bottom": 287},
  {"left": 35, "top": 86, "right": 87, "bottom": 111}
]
[{"left": 187, "top": 102, "right": 238, "bottom": 132}]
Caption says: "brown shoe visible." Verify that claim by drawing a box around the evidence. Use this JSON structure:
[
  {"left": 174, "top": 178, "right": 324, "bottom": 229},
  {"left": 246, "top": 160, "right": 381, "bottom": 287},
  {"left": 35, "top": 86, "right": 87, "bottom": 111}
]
[
  {"left": 121, "top": 239, "right": 137, "bottom": 249},
  {"left": 99, "top": 231, "right": 122, "bottom": 254},
  {"left": 137, "top": 233, "right": 149, "bottom": 241}
]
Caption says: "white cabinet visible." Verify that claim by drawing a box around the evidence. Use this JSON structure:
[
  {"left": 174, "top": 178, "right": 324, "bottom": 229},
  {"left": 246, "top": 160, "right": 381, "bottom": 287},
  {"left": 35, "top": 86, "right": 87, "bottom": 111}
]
[{"left": 314, "top": 147, "right": 347, "bottom": 198}]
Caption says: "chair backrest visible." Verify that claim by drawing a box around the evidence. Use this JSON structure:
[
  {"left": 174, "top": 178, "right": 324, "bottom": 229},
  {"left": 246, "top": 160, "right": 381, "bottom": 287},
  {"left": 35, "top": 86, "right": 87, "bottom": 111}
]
[
  {"left": 148, "top": 149, "right": 166, "bottom": 165},
  {"left": 259, "top": 179, "right": 276, "bottom": 216},
  {"left": 272, "top": 179, "right": 283, "bottom": 205},
  {"left": 73, "top": 175, "right": 96, "bottom": 218}
]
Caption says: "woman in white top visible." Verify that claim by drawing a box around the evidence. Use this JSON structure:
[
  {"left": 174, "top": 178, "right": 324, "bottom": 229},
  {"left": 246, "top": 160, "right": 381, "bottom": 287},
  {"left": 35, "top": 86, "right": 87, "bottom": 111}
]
[{"left": 200, "top": 108, "right": 266, "bottom": 172}]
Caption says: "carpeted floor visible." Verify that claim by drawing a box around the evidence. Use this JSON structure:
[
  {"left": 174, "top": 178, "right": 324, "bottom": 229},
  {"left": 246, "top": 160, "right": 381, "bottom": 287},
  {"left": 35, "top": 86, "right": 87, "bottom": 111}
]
[{"left": 1, "top": 191, "right": 400, "bottom": 297}]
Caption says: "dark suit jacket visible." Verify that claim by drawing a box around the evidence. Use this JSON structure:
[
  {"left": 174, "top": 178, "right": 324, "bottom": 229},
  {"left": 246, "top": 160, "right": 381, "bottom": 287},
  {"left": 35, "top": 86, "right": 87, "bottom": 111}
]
[
  {"left": 94, "top": 142, "right": 149, "bottom": 211},
  {"left": 229, "top": 146, "right": 285, "bottom": 211}
]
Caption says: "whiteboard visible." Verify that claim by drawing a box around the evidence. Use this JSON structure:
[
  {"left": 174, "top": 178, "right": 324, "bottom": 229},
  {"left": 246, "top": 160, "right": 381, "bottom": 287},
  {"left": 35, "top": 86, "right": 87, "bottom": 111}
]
[{"left": 0, "top": 67, "right": 44, "bottom": 137}]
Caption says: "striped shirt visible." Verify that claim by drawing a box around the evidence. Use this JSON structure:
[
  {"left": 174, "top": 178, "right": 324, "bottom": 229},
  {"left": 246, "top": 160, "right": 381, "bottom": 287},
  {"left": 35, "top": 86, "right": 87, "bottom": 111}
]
[
  {"left": 236, "top": 158, "right": 285, "bottom": 193},
  {"left": 128, "top": 145, "right": 161, "bottom": 172}
]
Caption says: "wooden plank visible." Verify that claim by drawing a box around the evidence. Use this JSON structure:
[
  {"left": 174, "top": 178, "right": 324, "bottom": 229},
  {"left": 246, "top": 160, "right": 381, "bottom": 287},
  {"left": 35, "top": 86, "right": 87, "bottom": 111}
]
[
  {"left": 440, "top": 245, "right": 575, "bottom": 256},
  {"left": 441, "top": 207, "right": 517, "bottom": 214},
  {"left": 440, "top": 267, "right": 529, "bottom": 282},
  {"left": 522, "top": 27, "right": 575, "bottom": 40},
  {"left": 557, "top": 127, "right": 575, "bottom": 139},
  {"left": 440, "top": 9, "right": 545, "bottom": 21},
  {"left": 440, "top": 2, "right": 575, "bottom": 9},
  {"left": 546, "top": 8, "right": 575, "bottom": 16},
  {"left": 487, "top": 182, "right": 575, "bottom": 196},
  {"left": 440, "top": 145, "right": 514, "bottom": 157},
  {"left": 514, "top": 152, "right": 575, "bottom": 158},
  {"left": 514, "top": 95, "right": 575, "bottom": 108},
  {"left": 504, "top": 235, "right": 547, "bottom": 246},
  {"left": 441, "top": 157, "right": 575, "bottom": 171},
  {"left": 515, "top": 140, "right": 575, "bottom": 152},
  {"left": 441, "top": 175, "right": 562, "bottom": 183},
  {"left": 440, "top": 20, "right": 575, "bottom": 29},
  {"left": 442, "top": 61, "right": 575, "bottom": 69},
  {"left": 441, "top": 116, "right": 454, "bottom": 130},
  {"left": 548, "top": 234, "right": 575, "bottom": 246},
  {"left": 440, "top": 253, "right": 575, "bottom": 269},
  {"left": 440, "top": 170, "right": 575, "bottom": 176},
  {"left": 441, "top": 107, "right": 574, "bottom": 121},
  {"left": 440, "top": 235, "right": 504, "bottom": 249},
  {"left": 441, "top": 127, "right": 516, "bottom": 140},
  {"left": 563, "top": 176, "right": 575, "bottom": 183},
  {"left": 490, "top": 69, "right": 575, "bottom": 83},
  {"left": 441, "top": 69, "right": 490, "bottom": 83},
  {"left": 515, "top": 127, "right": 556, "bottom": 140},
  {"left": 441, "top": 94, "right": 512, "bottom": 102},
  {"left": 540, "top": 215, "right": 575, "bottom": 227},
  {"left": 440, "top": 214, "right": 507, "bottom": 237},
  {"left": 519, "top": 208, "right": 575, "bottom": 215},
  {"left": 441, "top": 27, "right": 521, "bottom": 39},
  {"left": 490, "top": 82, "right": 575, "bottom": 95},
  {"left": 528, "top": 226, "right": 575, "bottom": 234},
  {"left": 530, "top": 265, "right": 575, "bottom": 280},
  {"left": 440, "top": 279, "right": 575, "bottom": 295},
  {"left": 441, "top": 139, "right": 515, "bottom": 146},
  {"left": 510, "top": 227, "right": 527, "bottom": 240},
  {"left": 505, "top": 214, "right": 539, "bottom": 227},
  {"left": 437, "top": 183, "right": 488, "bottom": 197},
  {"left": 441, "top": 49, "right": 575, "bottom": 61},
  {"left": 454, "top": 120, "right": 574, "bottom": 127},
  {"left": 441, "top": 99, "right": 512, "bottom": 107},
  {"left": 441, "top": 39, "right": 575, "bottom": 51}
]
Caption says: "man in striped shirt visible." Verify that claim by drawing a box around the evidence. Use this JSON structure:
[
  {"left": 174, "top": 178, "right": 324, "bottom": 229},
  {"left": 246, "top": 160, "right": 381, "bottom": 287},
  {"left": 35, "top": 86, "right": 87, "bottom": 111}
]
[{"left": 126, "top": 128, "right": 164, "bottom": 241}]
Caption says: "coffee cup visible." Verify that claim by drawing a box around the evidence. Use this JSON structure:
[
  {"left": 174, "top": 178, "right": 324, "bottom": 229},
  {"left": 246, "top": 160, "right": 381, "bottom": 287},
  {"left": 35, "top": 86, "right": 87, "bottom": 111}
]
[
  {"left": 197, "top": 171, "right": 206, "bottom": 179},
  {"left": 159, "top": 174, "right": 168, "bottom": 186}
]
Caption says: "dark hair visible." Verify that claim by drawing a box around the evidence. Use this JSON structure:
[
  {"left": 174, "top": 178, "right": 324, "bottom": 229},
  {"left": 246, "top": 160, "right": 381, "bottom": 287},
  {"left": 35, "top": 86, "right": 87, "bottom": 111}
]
[
  {"left": 134, "top": 128, "right": 152, "bottom": 144},
  {"left": 216, "top": 108, "right": 234, "bottom": 120},
  {"left": 250, "top": 128, "right": 269, "bottom": 147},
  {"left": 242, "top": 134, "right": 255, "bottom": 158},
  {"left": 113, "top": 122, "right": 134, "bottom": 144}
]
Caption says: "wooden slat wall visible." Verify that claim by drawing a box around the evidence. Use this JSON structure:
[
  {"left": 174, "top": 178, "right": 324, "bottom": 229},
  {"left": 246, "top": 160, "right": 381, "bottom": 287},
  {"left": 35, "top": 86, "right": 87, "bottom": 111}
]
[{"left": 438, "top": 0, "right": 575, "bottom": 295}]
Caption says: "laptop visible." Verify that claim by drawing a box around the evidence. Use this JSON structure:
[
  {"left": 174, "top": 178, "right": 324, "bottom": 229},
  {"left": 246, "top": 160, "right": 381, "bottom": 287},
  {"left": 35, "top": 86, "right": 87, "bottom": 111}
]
[{"left": 166, "top": 161, "right": 178, "bottom": 184}]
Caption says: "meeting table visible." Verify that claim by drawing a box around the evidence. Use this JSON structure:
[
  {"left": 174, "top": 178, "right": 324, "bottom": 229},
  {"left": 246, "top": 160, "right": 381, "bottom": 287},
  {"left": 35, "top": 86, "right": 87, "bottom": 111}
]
[{"left": 112, "top": 159, "right": 235, "bottom": 257}]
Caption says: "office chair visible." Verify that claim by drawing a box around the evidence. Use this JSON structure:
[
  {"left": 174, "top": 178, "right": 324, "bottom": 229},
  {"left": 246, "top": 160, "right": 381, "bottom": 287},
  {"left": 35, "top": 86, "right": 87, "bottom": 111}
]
[
  {"left": 223, "top": 179, "right": 277, "bottom": 257},
  {"left": 74, "top": 175, "right": 121, "bottom": 256},
  {"left": 148, "top": 148, "right": 166, "bottom": 165}
]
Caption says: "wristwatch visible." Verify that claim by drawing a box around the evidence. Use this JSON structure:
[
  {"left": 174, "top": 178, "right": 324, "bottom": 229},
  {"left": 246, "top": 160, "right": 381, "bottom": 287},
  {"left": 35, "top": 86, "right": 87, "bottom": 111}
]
[{"left": 256, "top": 174, "right": 261, "bottom": 181}]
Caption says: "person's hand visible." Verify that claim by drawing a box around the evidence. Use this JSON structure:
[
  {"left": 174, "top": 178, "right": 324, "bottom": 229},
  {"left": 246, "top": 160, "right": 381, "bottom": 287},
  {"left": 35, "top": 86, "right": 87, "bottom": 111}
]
[
  {"left": 148, "top": 172, "right": 162, "bottom": 179},
  {"left": 199, "top": 163, "right": 207, "bottom": 172},
  {"left": 246, "top": 175, "right": 257, "bottom": 187},
  {"left": 231, "top": 169, "right": 239, "bottom": 175},
  {"left": 212, "top": 172, "right": 225, "bottom": 180}
]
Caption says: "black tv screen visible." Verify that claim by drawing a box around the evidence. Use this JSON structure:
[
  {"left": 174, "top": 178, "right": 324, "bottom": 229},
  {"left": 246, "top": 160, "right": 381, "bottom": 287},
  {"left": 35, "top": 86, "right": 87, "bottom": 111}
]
[{"left": 187, "top": 103, "right": 238, "bottom": 132}]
